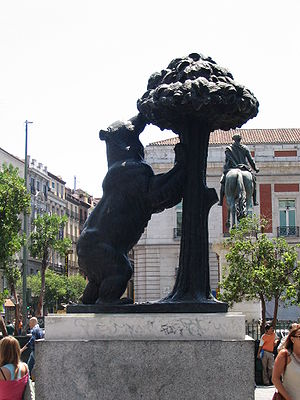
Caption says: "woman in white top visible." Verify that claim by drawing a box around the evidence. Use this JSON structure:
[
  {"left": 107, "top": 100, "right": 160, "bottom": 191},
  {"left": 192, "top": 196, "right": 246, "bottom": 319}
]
[{"left": 272, "top": 324, "right": 300, "bottom": 400}]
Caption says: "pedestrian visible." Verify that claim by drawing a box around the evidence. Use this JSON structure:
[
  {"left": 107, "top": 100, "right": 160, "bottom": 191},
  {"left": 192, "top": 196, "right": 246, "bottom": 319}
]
[
  {"left": 21, "top": 317, "right": 44, "bottom": 378},
  {"left": 272, "top": 324, "right": 300, "bottom": 400},
  {"left": 257, "top": 322, "right": 279, "bottom": 385},
  {"left": 0, "top": 336, "right": 29, "bottom": 400},
  {"left": 5, "top": 321, "right": 14, "bottom": 336},
  {"left": 17, "top": 318, "right": 23, "bottom": 336}
]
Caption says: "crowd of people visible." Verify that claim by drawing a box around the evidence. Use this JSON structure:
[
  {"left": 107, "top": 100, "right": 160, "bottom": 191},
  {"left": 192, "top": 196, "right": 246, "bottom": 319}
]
[{"left": 257, "top": 322, "right": 300, "bottom": 400}]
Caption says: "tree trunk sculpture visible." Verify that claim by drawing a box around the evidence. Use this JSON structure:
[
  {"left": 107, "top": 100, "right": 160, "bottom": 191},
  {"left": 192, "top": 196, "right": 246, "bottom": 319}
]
[{"left": 138, "top": 53, "right": 259, "bottom": 310}]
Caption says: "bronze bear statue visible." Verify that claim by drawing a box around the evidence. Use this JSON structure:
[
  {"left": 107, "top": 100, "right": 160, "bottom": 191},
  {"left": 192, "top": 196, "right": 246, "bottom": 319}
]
[{"left": 77, "top": 113, "right": 185, "bottom": 304}]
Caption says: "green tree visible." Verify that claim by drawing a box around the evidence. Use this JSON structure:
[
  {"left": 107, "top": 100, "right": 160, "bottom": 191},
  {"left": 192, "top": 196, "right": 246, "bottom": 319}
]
[
  {"left": 219, "top": 216, "right": 300, "bottom": 331},
  {"left": 26, "top": 270, "right": 86, "bottom": 312},
  {"left": 4, "top": 262, "right": 22, "bottom": 335},
  {"left": 65, "top": 274, "right": 86, "bottom": 303},
  {"left": 0, "top": 164, "right": 31, "bottom": 333},
  {"left": 27, "top": 270, "right": 66, "bottom": 312},
  {"left": 29, "top": 214, "right": 71, "bottom": 316}
]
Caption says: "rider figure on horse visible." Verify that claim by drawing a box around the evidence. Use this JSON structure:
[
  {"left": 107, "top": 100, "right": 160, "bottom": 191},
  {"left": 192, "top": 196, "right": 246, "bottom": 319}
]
[{"left": 218, "top": 133, "right": 259, "bottom": 206}]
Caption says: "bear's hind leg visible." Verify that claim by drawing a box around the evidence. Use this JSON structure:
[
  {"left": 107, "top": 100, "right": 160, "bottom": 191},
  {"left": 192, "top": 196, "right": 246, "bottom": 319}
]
[
  {"left": 81, "top": 280, "right": 99, "bottom": 304},
  {"left": 96, "top": 274, "right": 132, "bottom": 304},
  {"left": 96, "top": 275, "right": 128, "bottom": 304}
]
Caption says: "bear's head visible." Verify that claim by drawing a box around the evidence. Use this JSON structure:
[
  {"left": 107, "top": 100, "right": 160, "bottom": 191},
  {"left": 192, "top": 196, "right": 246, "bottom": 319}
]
[{"left": 99, "top": 114, "right": 147, "bottom": 167}]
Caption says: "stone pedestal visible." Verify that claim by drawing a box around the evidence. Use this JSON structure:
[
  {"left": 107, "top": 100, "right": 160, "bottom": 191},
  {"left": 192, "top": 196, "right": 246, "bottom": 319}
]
[{"left": 35, "top": 313, "right": 255, "bottom": 400}]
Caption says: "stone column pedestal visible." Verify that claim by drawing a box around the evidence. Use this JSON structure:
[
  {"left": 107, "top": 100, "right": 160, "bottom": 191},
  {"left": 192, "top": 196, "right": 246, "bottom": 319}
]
[{"left": 35, "top": 312, "right": 254, "bottom": 400}]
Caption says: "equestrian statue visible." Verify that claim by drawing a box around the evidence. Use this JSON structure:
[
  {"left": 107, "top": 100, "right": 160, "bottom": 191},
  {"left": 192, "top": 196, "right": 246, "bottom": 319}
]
[{"left": 218, "top": 133, "right": 259, "bottom": 228}]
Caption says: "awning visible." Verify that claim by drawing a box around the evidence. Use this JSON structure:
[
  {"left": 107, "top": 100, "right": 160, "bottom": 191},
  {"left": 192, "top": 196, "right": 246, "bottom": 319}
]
[{"left": 4, "top": 299, "right": 15, "bottom": 308}]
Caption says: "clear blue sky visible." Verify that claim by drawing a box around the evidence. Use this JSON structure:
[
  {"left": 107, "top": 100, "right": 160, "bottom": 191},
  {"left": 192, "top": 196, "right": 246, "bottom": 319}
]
[{"left": 1, "top": 0, "right": 299, "bottom": 197}]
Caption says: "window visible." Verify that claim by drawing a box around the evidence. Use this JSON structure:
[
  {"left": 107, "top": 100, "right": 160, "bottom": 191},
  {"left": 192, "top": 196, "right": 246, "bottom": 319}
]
[
  {"left": 30, "top": 177, "right": 35, "bottom": 194},
  {"left": 174, "top": 202, "right": 182, "bottom": 238},
  {"left": 52, "top": 181, "right": 55, "bottom": 189},
  {"left": 43, "top": 183, "right": 48, "bottom": 200},
  {"left": 61, "top": 185, "right": 64, "bottom": 198},
  {"left": 278, "top": 200, "right": 296, "bottom": 236},
  {"left": 36, "top": 181, "right": 40, "bottom": 191}
]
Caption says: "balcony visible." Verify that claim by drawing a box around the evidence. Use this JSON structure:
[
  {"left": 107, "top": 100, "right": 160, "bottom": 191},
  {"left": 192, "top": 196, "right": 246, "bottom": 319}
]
[
  {"left": 50, "top": 263, "right": 64, "bottom": 275},
  {"left": 173, "top": 227, "right": 182, "bottom": 238},
  {"left": 68, "top": 261, "right": 78, "bottom": 271},
  {"left": 277, "top": 226, "right": 299, "bottom": 237},
  {"left": 69, "top": 211, "right": 79, "bottom": 220}
]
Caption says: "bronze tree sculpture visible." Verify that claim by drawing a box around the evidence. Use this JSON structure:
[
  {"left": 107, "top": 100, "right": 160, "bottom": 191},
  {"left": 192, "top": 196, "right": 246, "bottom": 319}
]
[{"left": 138, "top": 53, "right": 259, "bottom": 310}]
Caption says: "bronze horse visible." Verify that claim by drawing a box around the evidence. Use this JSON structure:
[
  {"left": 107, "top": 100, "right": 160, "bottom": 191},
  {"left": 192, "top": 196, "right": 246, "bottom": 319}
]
[{"left": 225, "top": 167, "right": 253, "bottom": 228}]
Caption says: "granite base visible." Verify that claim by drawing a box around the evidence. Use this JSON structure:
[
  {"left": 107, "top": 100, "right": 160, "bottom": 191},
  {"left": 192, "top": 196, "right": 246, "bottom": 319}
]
[
  {"left": 35, "top": 313, "right": 254, "bottom": 400},
  {"left": 45, "top": 312, "right": 245, "bottom": 341}
]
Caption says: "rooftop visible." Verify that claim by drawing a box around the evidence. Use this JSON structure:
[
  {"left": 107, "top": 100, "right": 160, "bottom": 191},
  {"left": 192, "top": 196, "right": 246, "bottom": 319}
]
[
  {"left": 148, "top": 128, "right": 300, "bottom": 146},
  {"left": 0, "top": 147, "right": 24, "bottom": 164},
  {"left": 48, "top": 171, "right": 66, "bottom": 184}
]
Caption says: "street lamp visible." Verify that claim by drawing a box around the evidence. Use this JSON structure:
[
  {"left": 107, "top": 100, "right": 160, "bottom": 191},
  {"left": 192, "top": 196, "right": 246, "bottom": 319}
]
[{"left": 22, "top": 120, "right": 33, "bottom": 332}]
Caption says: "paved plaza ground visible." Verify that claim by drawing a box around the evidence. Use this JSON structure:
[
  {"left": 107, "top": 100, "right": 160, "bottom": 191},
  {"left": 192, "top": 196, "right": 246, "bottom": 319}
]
[{"left": 255, "top": 385, "right": 276, "bottom": 400}]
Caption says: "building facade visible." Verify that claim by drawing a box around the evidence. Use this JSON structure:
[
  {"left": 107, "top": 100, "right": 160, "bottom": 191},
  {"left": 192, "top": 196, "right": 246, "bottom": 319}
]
[
  {"left": 65, "top": 188, "right": 93, "bottom": 275},
  {"left": 0, "top": 146, "right": 95, "bottom": 292},
  {"left": 28, "top": 158, "right": 51, "bottom": 274},
  {"left": 134, "top": 129, "right": 300, "bottom": 320}
]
